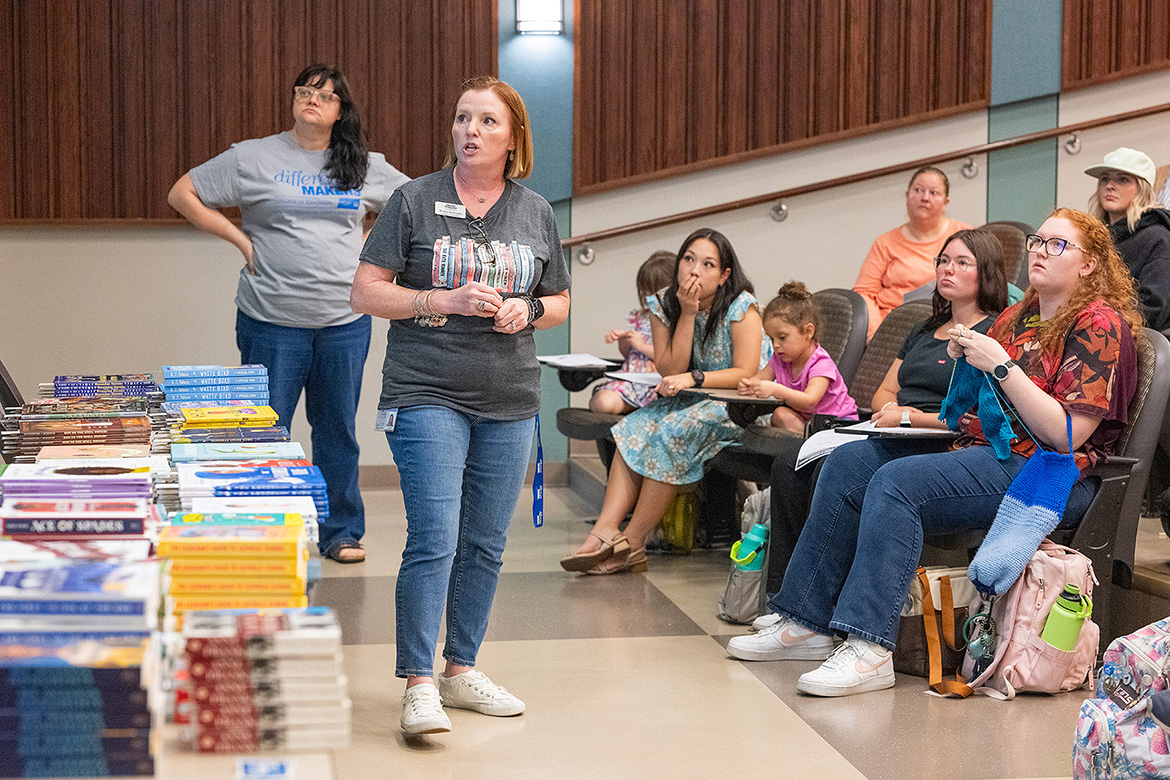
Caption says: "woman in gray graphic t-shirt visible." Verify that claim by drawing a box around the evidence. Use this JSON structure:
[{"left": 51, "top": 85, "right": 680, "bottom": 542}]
[
  {"left": 352, "top": 76, "right": 570, "bottom": 736},
  {"left": 168, "top": 64, "right": 409, "bottom": 565}
]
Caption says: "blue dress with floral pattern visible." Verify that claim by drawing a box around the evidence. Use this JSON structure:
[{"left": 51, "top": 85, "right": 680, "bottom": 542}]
[{"left": 611, "top": 291, "right": 771, "bottom": 485}]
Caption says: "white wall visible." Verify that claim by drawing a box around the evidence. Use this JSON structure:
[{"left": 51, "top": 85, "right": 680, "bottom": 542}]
[
  {"left": 1056, "top": 70, "right": 1170, "bottom": 211},
  {"left": 0, "top": 228, "right": 393, "bottom": 467}
]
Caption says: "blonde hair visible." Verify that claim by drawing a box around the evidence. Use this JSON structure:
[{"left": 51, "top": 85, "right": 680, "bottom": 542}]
[
  {"left": 443, "top": 76, "right": 534, "bottom": 179},
  {"left": 1088, "top": 176, "right": 1159, "bottom": 233},
  {"left": 994, "top": 207, "right": 1142, "bottom": 357}
]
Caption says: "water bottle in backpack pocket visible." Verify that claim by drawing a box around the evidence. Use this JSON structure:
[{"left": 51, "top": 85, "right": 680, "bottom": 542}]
[{"left": 716, "top": 489, "right": 770, "bottom": 625}]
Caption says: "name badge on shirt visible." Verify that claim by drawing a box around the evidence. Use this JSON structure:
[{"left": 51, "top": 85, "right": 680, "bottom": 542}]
[{"left": 435, "top": 201, "right": 467, "bottom": 219}]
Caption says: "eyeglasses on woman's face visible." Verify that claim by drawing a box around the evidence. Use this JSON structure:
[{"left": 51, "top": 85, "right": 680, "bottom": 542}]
[
  {"left": 933, "top": 255, "right": 975, "bottom": 270},
  {"left": 293, "top": 86, "right": 340, "bottom": 105},
  {"left": 1026, "top": 234, "right": 1086, "bottom": 256}
]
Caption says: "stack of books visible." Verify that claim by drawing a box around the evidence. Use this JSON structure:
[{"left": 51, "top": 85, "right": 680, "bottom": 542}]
[
  {"left": 189, "top": 495, "right": 319, "bottom": 546},
  {"left": 170, "top": 441, "right": 305, "bottom": 463},
  {"left": 182, "top": 608, "right": 349, "bottom": 753},
  {"left": 0, "top": 459, "right": 163, "bottom": 503},
  {"left": 162, "top": 366, "right": 270, "bottom": 404},
  {"left": 0, "top": 559, "right": 162, "bottom": 777},
  {"left": 39, "top": 374, "right": 161, "bottom": 400},
  {"left": 156, "top": 524, "right": 309, "bottom": 628},
  {"left": 1, "top": 398, "right": 159, "bottom": 464},
  {"left": 173, "top": 460, "right": 328, "bottom": 518},
  {"left": 0, "top": 499, "right": 159, "bottom": 542}
]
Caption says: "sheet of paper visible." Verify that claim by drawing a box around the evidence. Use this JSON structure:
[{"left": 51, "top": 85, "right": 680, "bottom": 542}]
[{"left": 604, "top": 371, "right": 662, "bottom": 385}]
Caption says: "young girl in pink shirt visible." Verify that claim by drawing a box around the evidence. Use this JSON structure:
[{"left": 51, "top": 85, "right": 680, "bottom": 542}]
[{"left": 739, "top": 281, "right": 858, "bottom": 433}]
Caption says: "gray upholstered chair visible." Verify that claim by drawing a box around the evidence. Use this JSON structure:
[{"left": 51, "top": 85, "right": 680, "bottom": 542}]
[
  {"left": 809, "top": 288, "right": 868, "bottom": 385},
  {"left": 981, "top": 220, "right": 1034, "bottom": 291}
]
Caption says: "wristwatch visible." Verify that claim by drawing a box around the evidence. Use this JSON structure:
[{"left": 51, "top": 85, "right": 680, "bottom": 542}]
[
  {"left": 691, "top": 369, "right": 705, "bottom": 388},
  {"left": 530, "top": 297, "right": 545, "bottom": 322},
  {"left": 992, "top": 359, "right": 1017, "bottom": 382},
  {"left": 900, "top": 411, "right": 912, "bottom": 428}
]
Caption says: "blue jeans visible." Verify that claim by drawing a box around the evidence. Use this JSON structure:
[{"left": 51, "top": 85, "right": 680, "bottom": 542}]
[
  {"left": 387, "top": 406, "right": 535, "bottom": 678},
  {"left": 769, "top": 439, "right": 1097, "bottom": 650},
  {"left": 235, "top": 310, "right": 370, "bottom": 554}
]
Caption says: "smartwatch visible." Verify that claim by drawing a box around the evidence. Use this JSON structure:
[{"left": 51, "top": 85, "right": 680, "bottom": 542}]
[
  {"left": 691, "top": 369, "right": 705, "bottom": 388},
  {"left": 900, "top": 411, "right": 912, "bottom": 428},
  {"left": 530, "top": 297, "right": 545, "bottom": 323},
  {"left": 992, "top": 359, "right": 1017, "bottom": 382}
]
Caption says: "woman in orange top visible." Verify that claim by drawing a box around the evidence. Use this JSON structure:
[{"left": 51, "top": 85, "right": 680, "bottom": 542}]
[{"left": 853, "top": 166, "right": 973, "bottom": 338}]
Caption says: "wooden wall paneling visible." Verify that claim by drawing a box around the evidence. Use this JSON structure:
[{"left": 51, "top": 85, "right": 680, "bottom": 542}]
[
  {"left": 723, "top": 0, "right": 749, "bottom": 157},
  {"left": 145, "top": 0, "right": 179, "bottom": 219},
  {"left": 630, "top": 0, "right": 662, "bottom": 176},
  {"left": 369, "top": 1, "right": 407, "bottom": 174},
  {"left": 904, "top": 0, "right": 929, "bottom": 116},
  {"left": 81, "top": 0, "right": 114, "bottom": 218},
  {"left": 402, "top": 1, "right": 439, "bottom": 176},
  {"left": 114, "top": 0, "right": 149, "bottom": 218},
  {"left": 1062, "top": 0, "right": 1170, "bottom": 89},
  {"left": 660, "top": 0, "right": 689, "bottom": 172},
  {"left": 812, "top": 0, "right": 844, "bottom": 137},
  {"left": 1153, "top": 0, "right": 1170, "bottom": 65},
  {"left": 49, "top": 1, "right": 82, "bottom": 218},
  {"left": 844, "top": 0, "right": 872, "bottom": 130},
  {"left": 15, "top": 0, "right": 50, "bottom": 218},
  {"left": 750, "top": 1, "right": 780, "bottom": 150},
  {"left": 0, "top": 0, "right": 15, "bottom": 218},
  {"left": 783, "top": 0, "right": 812, "bottom": 143},
  {"left": 691, "top": 1, "right": 719, "bottom": 163},
  {"left": 1118, "top": 0, "right": 1142, "bottom": 73}
]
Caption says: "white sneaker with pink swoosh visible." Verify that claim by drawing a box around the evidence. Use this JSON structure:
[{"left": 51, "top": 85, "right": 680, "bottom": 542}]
[
  {"left": 796, "top": 636, "right": 895, "bottom": 697},
  {"left": 726, "top": 616, "right": 840, "bottom": 661}
]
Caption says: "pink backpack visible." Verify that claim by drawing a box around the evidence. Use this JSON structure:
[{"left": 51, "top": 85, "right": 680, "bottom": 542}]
[{"left": 927, "top": 540, "right": 1099, "bottom": 699}]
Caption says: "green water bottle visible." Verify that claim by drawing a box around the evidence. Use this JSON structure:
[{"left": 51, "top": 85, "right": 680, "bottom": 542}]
[
  {"left": 1040, "top": 584, "right": 1092, "bottom": 651},
  {"left": 730, "top": 523, "right": 768, "bottom": 572}
]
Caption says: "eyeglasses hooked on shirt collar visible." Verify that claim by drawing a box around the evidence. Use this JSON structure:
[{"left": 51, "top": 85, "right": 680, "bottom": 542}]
[{"left": 469, "top": 217, "right": 498, "bottom": 265}]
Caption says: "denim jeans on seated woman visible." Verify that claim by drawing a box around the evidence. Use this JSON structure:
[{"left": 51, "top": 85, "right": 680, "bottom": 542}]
[
  {"left": 236, "top": 310, "right": 371, "bottom": 556},
  {"left": 387, "top": 405, "right": 535, "bottom": 679},
  {"left": 769, "top": 438, "right": 1097, "bottom": 651}
]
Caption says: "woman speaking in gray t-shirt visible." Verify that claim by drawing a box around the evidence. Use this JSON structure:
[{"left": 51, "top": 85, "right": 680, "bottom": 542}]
[
  {"left": 352, "top": 75, "right": 570, "bottom": 736},
  {"left": 167, "top": 64, "right": 409, "bottom": 565}
]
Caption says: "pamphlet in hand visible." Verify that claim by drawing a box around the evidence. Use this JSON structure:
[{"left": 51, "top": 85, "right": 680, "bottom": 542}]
[
  {"left": 537, "top": 354, "right": 619, "bottom": 368},
  {"left": 795, "top": 419, "right": 957, "bottom": 470}
]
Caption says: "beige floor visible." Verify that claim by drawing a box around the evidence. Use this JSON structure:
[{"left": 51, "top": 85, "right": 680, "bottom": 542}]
[{"left": 143, "top": 484, "right": 1169, "bottom": 780}]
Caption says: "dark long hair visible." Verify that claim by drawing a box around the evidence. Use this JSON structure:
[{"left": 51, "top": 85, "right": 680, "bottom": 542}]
[
  {"left": 660, "top": 228, "right": 755, "bottom": 346},
  {"left": 923, "top": 228, "right": 1009, "bottom": 330},
  {"left": 294, "top": 64, "right": 368, "bottom": 191}
]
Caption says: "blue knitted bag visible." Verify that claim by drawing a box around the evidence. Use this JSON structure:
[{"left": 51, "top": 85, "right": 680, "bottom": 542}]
[{"left": 968, "top": 414, "right": 1080, "bottom": 596}]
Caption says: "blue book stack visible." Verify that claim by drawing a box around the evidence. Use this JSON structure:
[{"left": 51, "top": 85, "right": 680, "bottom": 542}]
[
  {"left": 0, "top": 560, "right": 160, "bottom": 777},
  {"left": 162, "top": 365, "right": 270, "bottom": 404}
]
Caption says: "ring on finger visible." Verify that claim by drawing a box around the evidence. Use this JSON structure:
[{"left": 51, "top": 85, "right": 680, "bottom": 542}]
[{"left": 477, "top": 300, "right": 486, "bottom": 312}]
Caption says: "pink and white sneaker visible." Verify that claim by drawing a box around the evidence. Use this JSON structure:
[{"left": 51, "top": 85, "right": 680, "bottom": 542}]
[
  {"left": 727, "top": 616, "right": 840, "bottom": 661},
  {"left": 796, "top": 636, "right": 895, "bottom": 697}
]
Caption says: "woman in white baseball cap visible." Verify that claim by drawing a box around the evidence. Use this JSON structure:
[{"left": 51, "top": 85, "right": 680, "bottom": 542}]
[{"left": 1085, "top": 146, "right": 1170, "bottom": 330}]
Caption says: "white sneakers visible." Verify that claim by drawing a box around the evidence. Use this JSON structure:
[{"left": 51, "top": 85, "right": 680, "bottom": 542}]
[
  {"left": 728, "top": 619, "right": 896, "bottom": 698},
  {"left": 727, "top": 616, "right": 841, "bottom": 661},
  {"left": 401, "top": 670, "right": 525, "bottom": 735},
  {"left": 439, "top": 669, "right": 526, "bottom": 716},
  {"left": 796, "top": 636, "right": 895, "bottom": 697},
  {"left": 401, "top": 683, "right": 451, "bottom": 735}
]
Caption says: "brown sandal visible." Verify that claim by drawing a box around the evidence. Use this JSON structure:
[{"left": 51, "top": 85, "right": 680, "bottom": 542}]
[
  {"left": 559, "top": 531, "right": 629, "bottom": 572},
  {"left": 328, "top": 540, "right": 366, "bottom": 563},
  {"left": 585, "top": 546, "right": 647, "bottom": 575}
]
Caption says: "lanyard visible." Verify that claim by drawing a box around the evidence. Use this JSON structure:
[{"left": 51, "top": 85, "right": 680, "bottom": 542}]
[{"left": 532, "top": 414, "right": 544, "bottom": 528}]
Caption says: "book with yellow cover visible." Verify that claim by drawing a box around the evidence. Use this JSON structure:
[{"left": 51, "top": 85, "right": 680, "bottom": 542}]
[
  {"left": 168, "top": 575, "right": 307, "bottom": 597},
  {"left": 180, "top": 406, "right": 278, "bottom": 427},
  {"left": 166, "top": 595, "right": 308, "bottom": 631},
  {"left": 166, "top": 555, "right": 308, "bottom": 580},
  {"left": 157, "top": 525, "right": 305, "bottom": 559}
]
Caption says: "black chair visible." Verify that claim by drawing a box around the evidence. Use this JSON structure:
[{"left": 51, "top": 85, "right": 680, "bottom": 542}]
[
  {"left": 925, "top": 328, "right": 1170, "bottom": 643},
  {"left": 0, "top": 357, "right": 23, "bottom": 411},
  {"left": 846, "top": 299, "right": 933, "bottom": 415},
  {"left": 981, "top": 220, "right": 1034, "bottom": 290},
  {"left": 810, "top": 288, "right": 868, "bottom": 385}
]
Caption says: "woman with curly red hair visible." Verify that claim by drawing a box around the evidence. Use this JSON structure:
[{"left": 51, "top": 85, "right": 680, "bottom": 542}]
[{"left": 728, "top": 207, "right": 1140, "bottom": 698}]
